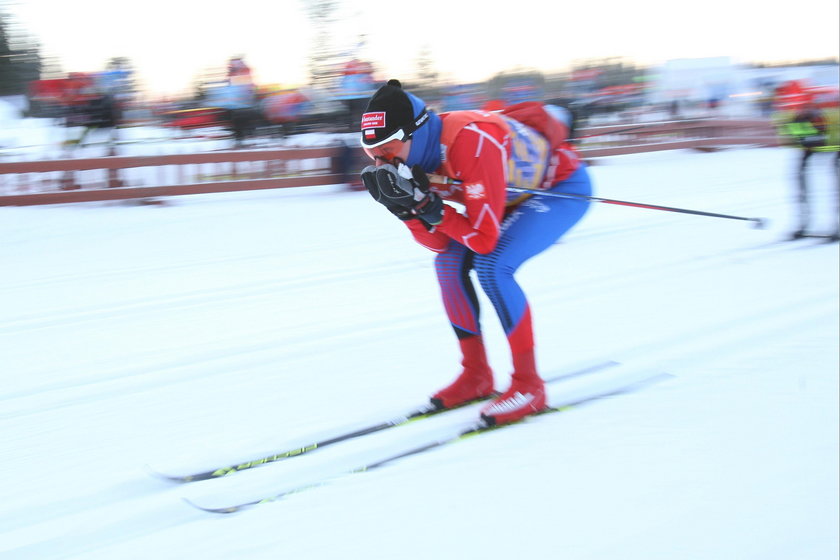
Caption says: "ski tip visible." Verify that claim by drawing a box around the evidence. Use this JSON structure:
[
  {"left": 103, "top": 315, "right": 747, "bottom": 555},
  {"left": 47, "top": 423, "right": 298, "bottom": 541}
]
[
  {"left": 183, "top": 497, "right": 245, "bottom": 514},
  {"left": 144, "top": 464, "right": 206, "bottom": 484},
  {"left": 144, "top": 464, "right": 177, "bottom": 482}
]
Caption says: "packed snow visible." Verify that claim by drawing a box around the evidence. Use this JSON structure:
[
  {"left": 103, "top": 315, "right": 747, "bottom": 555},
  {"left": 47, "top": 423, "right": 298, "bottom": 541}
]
[{"left": 0, "top": 139, "right": 837, "bottom": 559}]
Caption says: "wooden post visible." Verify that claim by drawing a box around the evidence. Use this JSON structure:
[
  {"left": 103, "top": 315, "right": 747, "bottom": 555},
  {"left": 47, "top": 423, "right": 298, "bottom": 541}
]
[{"left": 107, "top": 144, "right": 123, "bottom": 188}]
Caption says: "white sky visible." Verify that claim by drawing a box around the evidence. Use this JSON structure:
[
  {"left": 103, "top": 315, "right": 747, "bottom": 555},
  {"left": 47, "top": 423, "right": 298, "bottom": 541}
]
[{"left": 7, "top": 0, "right": 840, "bottom": 97}]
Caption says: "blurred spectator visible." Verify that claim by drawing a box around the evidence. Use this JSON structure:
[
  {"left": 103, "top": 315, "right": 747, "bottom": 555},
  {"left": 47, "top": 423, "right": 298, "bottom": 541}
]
[
  {"left": 336, "top": 59, "right": 376, "bottom": 131},
  {"left": 442, "top": 83, "right": 488, "bottom": 112},
  {"left": 779, "top": 90, "right": 840, "bottom": 241},
  {"left": 228, "top": 56, "right": 253, "bottom": 86},
  {"left": 669, "top": 99, "right": 681, "bottom": 119},
  {"left": 262, "top": 88, "right": 311, "bottom": 135},
  {"left": 334, "top": 134, "right": 366, "bottom": 190},
  {"left": 199, "top": 57, "right": 261, "bottom": 145}
]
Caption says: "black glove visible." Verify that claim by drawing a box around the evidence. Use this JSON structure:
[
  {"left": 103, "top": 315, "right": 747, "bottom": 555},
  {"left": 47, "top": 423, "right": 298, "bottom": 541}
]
[
  {"left": 406, "top": 164, "right": 444, "bottom": 226},
  {"left": 362, "top": 163, "right": 445, "bottom": 226},
  {"left": 373, "top": 162, "right": 445, "bottom": 226},
  {"left": 360, "top": 165, "right": 414, "bottom": 221},
  {"left": 373, "top": 163, "right": 419, "bottom": 208}
]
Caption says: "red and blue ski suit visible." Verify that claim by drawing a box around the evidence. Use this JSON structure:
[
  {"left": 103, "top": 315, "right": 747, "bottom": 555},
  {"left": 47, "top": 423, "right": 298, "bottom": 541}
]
[{"left": 402, "top": 104, "right": 592, "bottom": 368}]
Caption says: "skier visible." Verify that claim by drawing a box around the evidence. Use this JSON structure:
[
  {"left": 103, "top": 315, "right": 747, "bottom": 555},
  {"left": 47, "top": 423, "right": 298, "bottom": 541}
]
[
  {"left": 359, "top": 79, "right": 592, "bottom": 426},
  {"left": 779, "top": 90, "right": 840, "bottom": 241}
]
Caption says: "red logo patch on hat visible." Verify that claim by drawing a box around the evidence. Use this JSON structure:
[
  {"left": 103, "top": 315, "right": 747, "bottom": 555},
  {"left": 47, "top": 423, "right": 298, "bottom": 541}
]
[{"left": 361, "top": 112, "right": 386, "bottom": 131}]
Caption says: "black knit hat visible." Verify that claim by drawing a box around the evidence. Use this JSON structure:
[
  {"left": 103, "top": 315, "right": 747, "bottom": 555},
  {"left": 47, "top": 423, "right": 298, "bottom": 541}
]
[{"left": 360, "top": 79, "right": 429, "bottom": 147}]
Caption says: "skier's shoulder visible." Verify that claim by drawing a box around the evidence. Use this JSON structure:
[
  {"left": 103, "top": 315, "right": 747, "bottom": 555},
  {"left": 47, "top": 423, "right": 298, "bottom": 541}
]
[
  {"left": 440, "top": 109, "right": 508, "bottom": 136},
  {"left": 439, "top": 110, "right": 509, "bottom": 162}
]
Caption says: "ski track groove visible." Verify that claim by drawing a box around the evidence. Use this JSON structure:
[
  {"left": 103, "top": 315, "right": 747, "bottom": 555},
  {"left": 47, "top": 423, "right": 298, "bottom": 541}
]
[
  {"left": 1, "top": 165, "right": 837, "bottom": 557},
  {"left": 0, "top": 257, "right": 425, "bottom": 335},
  {"left": 2, "top": 288, "right": 830, "bottom": 557},
  {"left": 2, "top": 217, "right": 834, "bottom": 416}
]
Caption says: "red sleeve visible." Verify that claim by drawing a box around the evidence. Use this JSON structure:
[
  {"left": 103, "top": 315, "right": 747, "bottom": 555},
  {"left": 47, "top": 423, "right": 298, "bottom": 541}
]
[
  {"left": 413, "top": 123, "right": 507, "bottom": 254},
  {"left": 404, "top": 217, "right": 450, "bottom": 252}
]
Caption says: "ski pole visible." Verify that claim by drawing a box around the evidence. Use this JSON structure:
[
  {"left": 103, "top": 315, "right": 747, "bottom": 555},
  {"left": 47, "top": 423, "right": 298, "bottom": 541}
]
[
  {"left": 507, "top": 186, "right": 768, "bottom": 228},
  {"left": 427, "top": 174, "right": 767, "bottom": 229}
]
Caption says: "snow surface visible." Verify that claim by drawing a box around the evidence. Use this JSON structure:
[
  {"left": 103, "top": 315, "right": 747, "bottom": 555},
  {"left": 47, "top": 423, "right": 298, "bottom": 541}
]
[{"left": 0, "top": 143, "right": 838, "bottom": 559}]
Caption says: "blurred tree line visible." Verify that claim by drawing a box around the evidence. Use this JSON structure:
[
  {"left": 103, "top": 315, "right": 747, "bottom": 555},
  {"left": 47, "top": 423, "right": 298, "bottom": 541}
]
[{"left": 0, "top": 6, "right": 41, "bottom": 96}]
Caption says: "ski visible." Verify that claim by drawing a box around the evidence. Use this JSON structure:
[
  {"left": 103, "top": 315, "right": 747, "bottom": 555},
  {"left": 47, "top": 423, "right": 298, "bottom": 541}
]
[
  {"left": 185, "top": 367, "right": 671, "bottom": 514},
  {"left": 769, "top": 234, "right": 840, "bottom": 249},
  {"left": 726, "top": 234, "right": 834, "bottom": 257},
  {"left": 794, "top": 234, "right": 839, "bottom": 244},
  {"left": 150, "top": 360, "right": 621, "bottom": 483}
]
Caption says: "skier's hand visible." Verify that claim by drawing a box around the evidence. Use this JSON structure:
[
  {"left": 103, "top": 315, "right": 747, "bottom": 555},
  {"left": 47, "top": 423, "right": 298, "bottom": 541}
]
[
  {"left": 372, "top": 163, "right": 421, "bottom": 209},
  {"left": 406, "top": 164, "right": 444, "bottom": 226},
  {"left": 360, "top": 165, "right": 415, "bottom": 221},
  {"left": 370, "top": 163, "right": 445, "bottom": 226}
]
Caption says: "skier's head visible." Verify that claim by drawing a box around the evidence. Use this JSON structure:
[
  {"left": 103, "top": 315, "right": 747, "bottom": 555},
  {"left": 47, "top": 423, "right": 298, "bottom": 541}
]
[{"left": 360, "top": 79, "right": 438, "bottom": 169}]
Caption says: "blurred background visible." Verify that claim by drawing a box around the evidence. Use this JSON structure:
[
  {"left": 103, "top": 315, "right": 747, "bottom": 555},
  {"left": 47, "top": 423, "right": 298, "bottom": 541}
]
[
  {"left": 0, "top": 3, "right": 838, "bottom": 558},
  {"left": 1, "top": 0, "right": 838, "bottom": 144}
]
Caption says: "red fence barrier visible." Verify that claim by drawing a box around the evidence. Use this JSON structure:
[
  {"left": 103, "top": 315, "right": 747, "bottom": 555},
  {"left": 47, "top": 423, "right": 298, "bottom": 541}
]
[{"left": 0, "top": 118, "right": 781, "bottom": 206}]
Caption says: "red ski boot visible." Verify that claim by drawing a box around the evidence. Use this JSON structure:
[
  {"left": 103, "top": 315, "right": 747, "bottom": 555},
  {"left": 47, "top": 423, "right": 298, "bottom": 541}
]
[
  {"left": 430, "top": 336, "right": 495, "bottom": 410},
  {"left": 479, "top": 350, "right": 547, "bottom": 426}
]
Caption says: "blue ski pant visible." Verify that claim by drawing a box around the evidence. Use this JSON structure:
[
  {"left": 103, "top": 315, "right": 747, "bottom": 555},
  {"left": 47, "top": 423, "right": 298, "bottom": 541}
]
[{"left": 434, "top": 164, "right": 593, "bottom": 352}]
